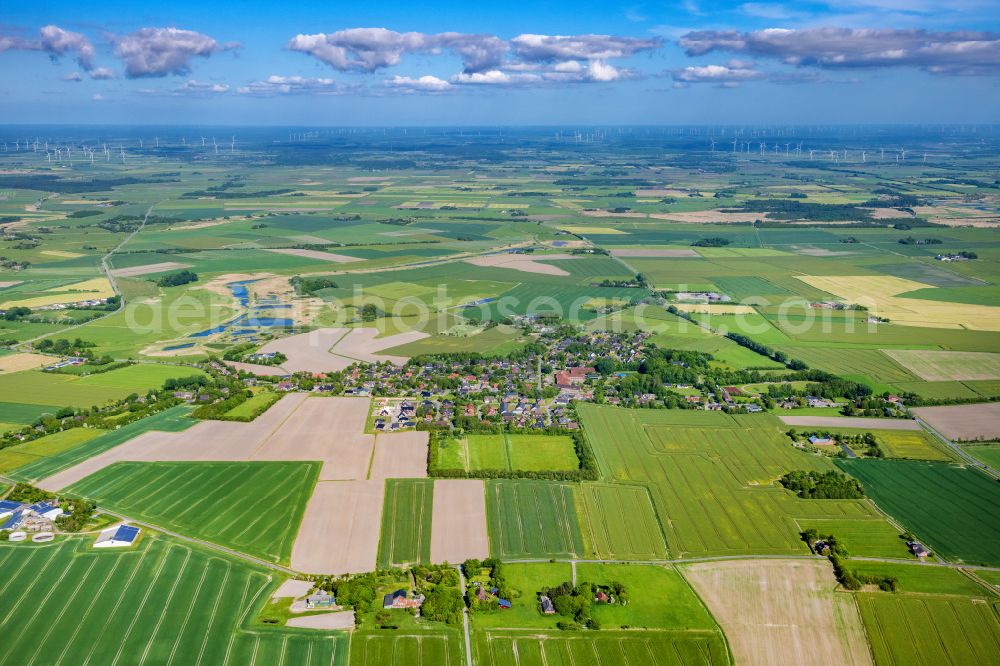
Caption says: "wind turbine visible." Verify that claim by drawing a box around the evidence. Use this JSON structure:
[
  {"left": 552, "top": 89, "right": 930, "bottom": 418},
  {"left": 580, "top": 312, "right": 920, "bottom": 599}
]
[
  {"left": 861, "top": 151, "right": 866, "bottom": 162},
  {"left": 201, "top": 136, "right": 206, "bottom": 147},
  {"left": 731, "top": 138, "right": 738, "bottom": 153},
  {"left": 709, "top": 139, "right": 716, "bottom": 152},
  {"left": 139, "top": 138, "right": 143, "bottom": 148},
  {"left": 230, "top": 136, "right": 235, "bottom": 154},
  {"left": 120, "top": 145, "right": 126, "bottom": 164}
]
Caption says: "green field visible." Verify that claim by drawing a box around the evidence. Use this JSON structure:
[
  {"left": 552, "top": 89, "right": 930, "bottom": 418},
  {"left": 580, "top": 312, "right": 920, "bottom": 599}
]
[
  {"left": 576, "top": 563, "right": 722, "bottom": 631},
  {"left": 454, "top": 433, "right": 580, "bottom": 473},
  {"left": 8, "top": 405, "right": 196, "bottom": 483},
  {"left": 0, "top": 364, "right": 207, "bottom": 408},
  {"left": 578, "top": 483, "right": 668, "bottom": 560},
  {"left": 223, "top": 391, "right": 280, "bottom": 419},
  {"left": 859, "top": 594, "right": 1000, "bottom": 665},
  {"left": 485, "top": 480, "right": 585, "bottom": 559},
  {"left": 67, "top": 461, "right": 319, "bottom": 564},
  {"left": 472, "top": 630, "right": 730, "bottom": 666},
  {"left": 0, "top": 428, "right": 102, "bottom": 474},
  {"left": 0, "top": 536, "right": 346, "bottom": 665},
  {"left": 795, "top": 517, "right": 907, "bottom": 558},
  {"left": 965, "top": 444, "right": 1000, "bottom": 470},
  {"left": 578, "top": 404, "right": 889, "bottom": 558},
  {"left": 814, "top": 427, "right": 953, "bottom": 462},
  {"left": 350, "top": 632, "right": 465, "bottom": 665},
  {"left": 378, "top": 478, "right": 434, "bottom": 568},
  {"left": 837, "top": 459, "right": 1000, "bottom": 566}
]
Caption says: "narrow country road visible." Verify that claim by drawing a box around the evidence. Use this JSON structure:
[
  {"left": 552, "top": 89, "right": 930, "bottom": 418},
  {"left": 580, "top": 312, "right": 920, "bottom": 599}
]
[
  {"left": 18, "top": 202, "right": 160, "bottom": 349},
  {"left": 916, "top": 416, "right": 999, "bottom": 480},
  {"left": 458, "top": 565, "right": 473, "bottom": 666}
]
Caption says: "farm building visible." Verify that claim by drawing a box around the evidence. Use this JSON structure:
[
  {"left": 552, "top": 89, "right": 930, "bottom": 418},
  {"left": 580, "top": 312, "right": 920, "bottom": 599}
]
[
  {"left": 305, "top": 592, "right": 335, "bottom": 609},
  {"left": 383, "top": 589, "right": 424, "bottom": 609},
  {"left": 1, "top": 510, "right": 25, "bottom": 531},
  {"left": 907, "top": 541, "right": 930, "bottom": 558},
  {"left": 808, "top": 435, "right": 834, "bottom": 446},
  {"left": 540, "top": 595, "right": 556, "bottom": 614},
  {"left": 27, "top": 502, "right": 63, "bottom": 520},
  {"left": 94, "top": 525, "right": 141, "bottom": 548},
  {"left": 0, "top": 499, "right": 24, "bottom": 519},
  {"left": 498, "top": 598, "right": 511, "bottom": 609}
]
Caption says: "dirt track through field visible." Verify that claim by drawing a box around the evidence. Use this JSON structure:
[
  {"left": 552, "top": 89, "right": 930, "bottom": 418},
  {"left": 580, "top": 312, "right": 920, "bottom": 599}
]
[
  {"left": 779, "top": 415, "right": 920, "bottom": 430},
  {"left": 684, "top": 559, "right": 873, "bottom": 666},
  {"left": 430, "top": 480, "right": 489, "bottom": 563},
  {"left": 912, "top": 402, "right": 1000, "bottom": 441},
  {"left": 291, "top": 480, "right": 384, "bottom": 574}
]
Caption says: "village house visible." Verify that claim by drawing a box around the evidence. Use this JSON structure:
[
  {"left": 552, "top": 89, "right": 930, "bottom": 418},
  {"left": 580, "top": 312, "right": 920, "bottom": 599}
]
[{"left": 383, "top": 589, "right": 425, "bottom": 610}]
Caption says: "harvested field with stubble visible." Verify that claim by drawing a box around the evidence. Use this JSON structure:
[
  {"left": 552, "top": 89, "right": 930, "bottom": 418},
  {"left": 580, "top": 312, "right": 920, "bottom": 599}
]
[
  {"left": 0, "top": 352, "right": 52, "bottom": 373},
  {"left": 912, "top": 402, "right": 1000, "bottom": 441},
  {"left": 369, "top": 431, "right": 428, "bottom": 480},
  {"left": 683, "top": 559, "right": 873, "bottom": 666},
  {"left": 252, "top": 395, "right": 373, "bottom": 480},
  {"left": 779, "top": 415, "right": 921, "bottom": 430},
  {"left": 431, "top": 479, "right": 489, "bottom": 564},
  {"left": 265, "top": 247, "right": 363, "bottom": 262},
  {"left": 108, "top": 261, "right": 192, "bottom": 278},
  {"left": 464, "top": 252, "right": 577, "bottom": 276},
  {"left": 292, "top": 480, "right": 385, "bottom": 574},
  {"left": 256, "top": 327, "right": 428, "bottom": 373},
  {"left": 610, "top": 248, "right": 699, "bottom": 257}
]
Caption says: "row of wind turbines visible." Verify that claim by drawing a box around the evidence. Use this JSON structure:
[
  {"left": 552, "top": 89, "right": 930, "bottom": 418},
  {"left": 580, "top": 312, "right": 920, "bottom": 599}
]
[
  {"left": 1, "top": 136, "right": 240, "bottom": 165},
  {"left": 708, "top": 138, "right": 929, "bottom": 163}
]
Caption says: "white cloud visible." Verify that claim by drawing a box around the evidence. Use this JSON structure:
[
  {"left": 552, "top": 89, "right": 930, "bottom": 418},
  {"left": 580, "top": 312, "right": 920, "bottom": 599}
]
[
  {"left": 452, "top": 69, "right": 514, "bottom": 84},
  {"left": 236, "top": 75, "right": 354, "bottom": 96},
  {"left": 386, "top": 75, "right": 453, "bottom": 92},
  {"left": 671, "top": 60, "right": 765, "bottom": 85},
  {"left": 113, "top": 27, "right": 237, "bottom": 78},
  {"left": 62, "top": 71, "right": 83, "bottom": 82},
  {"left": 679, "top": 28, "right": 1000, "bottom": 75},
  {"left": 0, "top": 24, "right": 96, "bottom": 71},
  {"left": 511, "top": 33, "right": 661, "bottom": 62},
  {"left": 89, "top": 67, "right": 116, "bottom": 80},
  {"left": 287, "top": 28, "right": 506, "bottom": 73}
]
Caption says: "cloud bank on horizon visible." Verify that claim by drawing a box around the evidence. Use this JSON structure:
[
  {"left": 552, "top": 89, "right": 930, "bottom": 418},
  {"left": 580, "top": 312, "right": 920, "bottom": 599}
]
[{"left": 0, "top": 1, "right": 997, "bottom": 121}]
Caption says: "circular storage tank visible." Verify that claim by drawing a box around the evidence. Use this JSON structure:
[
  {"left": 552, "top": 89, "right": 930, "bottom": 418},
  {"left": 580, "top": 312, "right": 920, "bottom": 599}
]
[{"left": 31, "top": 532, "right": 54, "bottom": 543}]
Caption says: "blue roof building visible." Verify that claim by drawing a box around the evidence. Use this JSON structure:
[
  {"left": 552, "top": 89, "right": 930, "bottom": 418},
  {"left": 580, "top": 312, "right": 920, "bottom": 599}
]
[
  {"left": 94, "top": 524, "right": 141, "bottom": 548},
  {"left": 1, "top": 510, "right": 24, "bottom": 531}
]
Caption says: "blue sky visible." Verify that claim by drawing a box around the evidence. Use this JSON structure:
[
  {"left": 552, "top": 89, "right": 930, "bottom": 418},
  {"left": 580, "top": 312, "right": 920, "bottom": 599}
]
[{"left": 1, "top": 0, "right": 998, "bottom": 125}]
